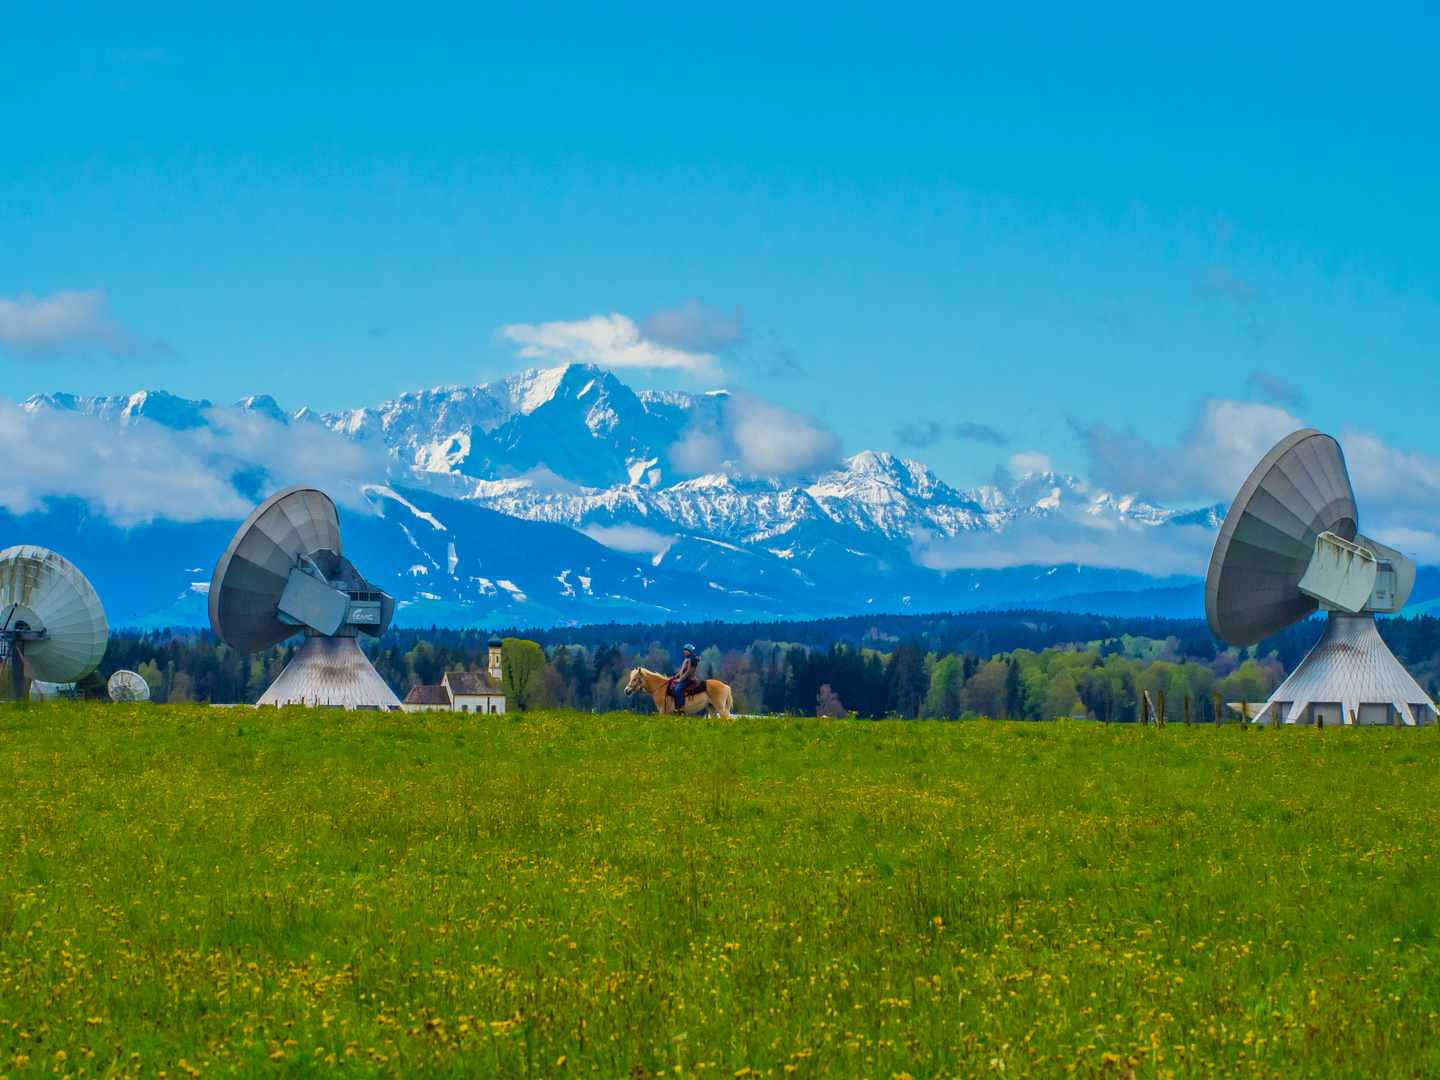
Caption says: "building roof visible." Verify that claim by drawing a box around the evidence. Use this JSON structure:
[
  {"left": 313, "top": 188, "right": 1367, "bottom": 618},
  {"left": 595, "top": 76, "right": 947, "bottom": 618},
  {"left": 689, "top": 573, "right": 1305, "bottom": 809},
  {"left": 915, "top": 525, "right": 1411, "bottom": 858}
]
[
  {"left": 444, "top": 670, "right": 502, "bottom": 696},
  {"left": 488, "top": 632, "right": 503, "bottom": 646},
  {"left": 402, "top": 683, "right": 451, "bottom": 706}
]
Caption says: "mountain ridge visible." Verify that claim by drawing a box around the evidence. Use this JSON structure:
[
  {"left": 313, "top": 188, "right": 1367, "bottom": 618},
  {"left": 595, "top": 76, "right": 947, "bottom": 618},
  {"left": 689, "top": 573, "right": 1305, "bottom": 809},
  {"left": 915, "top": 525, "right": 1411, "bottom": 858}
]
[{"left": 17, "top": 364, "right": 1231, "bottom": 627}]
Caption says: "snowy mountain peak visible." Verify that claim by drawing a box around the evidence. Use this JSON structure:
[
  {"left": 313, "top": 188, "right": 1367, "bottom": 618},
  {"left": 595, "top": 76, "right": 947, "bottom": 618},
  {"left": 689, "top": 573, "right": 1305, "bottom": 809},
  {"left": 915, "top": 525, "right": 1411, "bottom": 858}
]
[
  {"left": 511, "top": 364, "right": 572, "bottom": 414},
  {"left": 235, "top": 394, "right": 289, "bottom": 424},
  {"left": 24, "top": 388, "right": 213, "bottom": 430}
]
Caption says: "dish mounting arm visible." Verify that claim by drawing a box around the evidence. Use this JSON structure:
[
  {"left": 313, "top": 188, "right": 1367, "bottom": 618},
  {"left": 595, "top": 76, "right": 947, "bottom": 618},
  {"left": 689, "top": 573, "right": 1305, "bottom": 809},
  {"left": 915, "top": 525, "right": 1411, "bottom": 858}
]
[{"left": 1297, "top": 531, "right": 1415, "bottom": 614}]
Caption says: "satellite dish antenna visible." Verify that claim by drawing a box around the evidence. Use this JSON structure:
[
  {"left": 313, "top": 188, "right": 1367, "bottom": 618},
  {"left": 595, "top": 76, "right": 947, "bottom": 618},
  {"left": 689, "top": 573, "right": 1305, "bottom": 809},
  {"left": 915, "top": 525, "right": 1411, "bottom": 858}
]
[
  {"left": 210, "top": 486, "right": 402, "bottom": 710},
  {"left": 0, "top": 546, "right": 108, "bottom": 701},
  {"left": 108, "top": 669, "right": 152, "bottom": 703},
  {"left": 1206, "top": 430, "right": 1434, "bottom": 726}
]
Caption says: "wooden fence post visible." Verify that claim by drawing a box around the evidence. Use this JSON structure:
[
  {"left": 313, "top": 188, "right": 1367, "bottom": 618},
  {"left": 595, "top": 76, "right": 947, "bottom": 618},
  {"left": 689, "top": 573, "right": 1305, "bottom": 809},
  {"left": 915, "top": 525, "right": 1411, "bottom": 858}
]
[
  {"left": 1185, "top": 692, "right": 1191, "bottom": 726},
  {"left": 1214, "top": 692, "right": 1221, "bottom": 726},
  {"left": 1158, "top": 690, "right": 1166, "bottom": 728},
  {"left": 1240, "top": 698, "right": 1248, "bottom": 729}
]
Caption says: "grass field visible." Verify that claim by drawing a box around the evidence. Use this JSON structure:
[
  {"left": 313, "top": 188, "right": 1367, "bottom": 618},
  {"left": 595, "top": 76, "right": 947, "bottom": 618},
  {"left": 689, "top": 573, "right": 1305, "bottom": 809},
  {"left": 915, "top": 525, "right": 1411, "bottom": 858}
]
[{"left": 0, "top": 705, "right": 1438, "bottom": 1079}]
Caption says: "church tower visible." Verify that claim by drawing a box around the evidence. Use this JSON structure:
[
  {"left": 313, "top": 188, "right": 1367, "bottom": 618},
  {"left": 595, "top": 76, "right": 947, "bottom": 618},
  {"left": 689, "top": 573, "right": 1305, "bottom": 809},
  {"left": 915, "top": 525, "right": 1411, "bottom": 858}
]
[{"left": 487, "top": 632, "right": 503, "bottom": 681}]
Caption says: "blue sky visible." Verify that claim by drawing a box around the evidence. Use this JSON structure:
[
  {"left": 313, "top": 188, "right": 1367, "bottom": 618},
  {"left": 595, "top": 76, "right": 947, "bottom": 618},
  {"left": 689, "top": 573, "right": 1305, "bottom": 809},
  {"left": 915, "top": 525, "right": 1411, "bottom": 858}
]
[{"left": 3, "top": 1, "right": 1439, "bottom": 496}]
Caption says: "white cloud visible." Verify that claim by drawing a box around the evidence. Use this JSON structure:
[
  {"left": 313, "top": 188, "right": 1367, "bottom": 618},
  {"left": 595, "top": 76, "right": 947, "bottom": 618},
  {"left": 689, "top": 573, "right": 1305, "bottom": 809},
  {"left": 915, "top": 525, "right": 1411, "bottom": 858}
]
[
  {"left": 1008, "top": 451, "right": 1052, "bottom": 473},
  {"left": 0, "top": 399, "right": 392, "bottom": 527},
  {"left": 1247, "top": 370, "right": 1305, "bottom": 406},
  {"left": 1059, "top": 398, "right": 1440, "bottom": 571},
  {"left": 0, "top": 289, "right": 139, "bottom": 357},
  {"left": 639, "top": 299, "right": 744, "bottom": 352},
  {"left": 514, "top": 465, "right": 585, "bottom": 495},
  {"left": 911, "top": 513, "right": 1218, "bottom": 577},
  {"left": 669, "top": 390, "right": 841, "bottom": 477},
  {"left": 1338, "top": 426, "right": 1440, "bottom": 563},
  {"left": 1083, "top": 398, "right": 1302, "bottom": 503},
  {"left": 500, "top": 313, "right": 720, "bottom": 377},
  {"left": 905, "top": 396, "right": 1304, "bottom": 576},
  {"left": 730, "top": 393, "right": 840, "bottom": 475},
  {"left": 669, "top": 426, "right": 727, "bottom": 475},
  {"left": 581, "top": 523, "right": 676, "bottom": 556}
]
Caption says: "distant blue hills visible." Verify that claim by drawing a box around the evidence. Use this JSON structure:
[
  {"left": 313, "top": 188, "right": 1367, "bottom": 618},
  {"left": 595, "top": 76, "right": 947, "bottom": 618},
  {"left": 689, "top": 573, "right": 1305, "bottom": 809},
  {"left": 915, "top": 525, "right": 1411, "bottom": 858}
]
[
  {"left": 11, "top": 489, "right": 1436, "bottom": 633},
  {"left": 0, "top": 490, "right": 1215, "bottom": 631}
]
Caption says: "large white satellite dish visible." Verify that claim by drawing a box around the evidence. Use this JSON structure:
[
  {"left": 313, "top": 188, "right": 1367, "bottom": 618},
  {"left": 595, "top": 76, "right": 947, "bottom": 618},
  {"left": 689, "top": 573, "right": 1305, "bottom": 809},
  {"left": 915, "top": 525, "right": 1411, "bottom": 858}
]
[
  {"left": 1206, "top": 430, "right": 1434, "bottom": 726},
  {"left": 210, "top": 487, "right": 402, "bottom": 710},
  {"left": 108, "top": 669, "right": 152, "bottom": 703},
  {"left": 0, "top": 546, "right": 108, "bottom": 701}
]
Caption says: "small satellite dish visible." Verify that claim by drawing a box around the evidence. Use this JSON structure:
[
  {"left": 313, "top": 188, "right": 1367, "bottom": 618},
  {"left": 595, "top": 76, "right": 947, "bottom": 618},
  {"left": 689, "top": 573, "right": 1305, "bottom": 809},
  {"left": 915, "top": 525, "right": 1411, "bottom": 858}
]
[
  {"left": 0, "top": 546, "right": 108, "bottom": 701},
  {"left": 1205, "top": 430, "right": 1433, "bottom": 726},
  {"left": 108, "top": 669, "right": 152, "bottom": 703},
  {"left": 210, "top": 487, "right": 401, "bottom": 710}
]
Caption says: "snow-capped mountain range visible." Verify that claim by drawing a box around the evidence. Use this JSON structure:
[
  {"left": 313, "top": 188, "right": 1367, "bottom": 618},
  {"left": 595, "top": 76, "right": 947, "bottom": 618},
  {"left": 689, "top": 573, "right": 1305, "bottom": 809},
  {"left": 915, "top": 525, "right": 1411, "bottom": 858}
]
[{"left": 13, "top": 364, "right": 1225, "bottom": 629}]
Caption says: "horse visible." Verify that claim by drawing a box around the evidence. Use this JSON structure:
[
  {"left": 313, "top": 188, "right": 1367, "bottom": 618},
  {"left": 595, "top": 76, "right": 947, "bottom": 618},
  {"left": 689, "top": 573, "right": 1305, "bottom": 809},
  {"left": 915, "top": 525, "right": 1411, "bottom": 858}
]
[{"left": 623, "top": 666, "right": 733, "bottom": 718}]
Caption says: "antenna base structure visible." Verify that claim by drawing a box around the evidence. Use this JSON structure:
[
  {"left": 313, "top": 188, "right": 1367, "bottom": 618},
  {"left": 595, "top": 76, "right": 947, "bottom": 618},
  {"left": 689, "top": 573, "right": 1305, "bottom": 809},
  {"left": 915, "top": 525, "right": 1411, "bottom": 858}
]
[
  {"left": 1252, "top": 611, "right": 1433, "bottom": 726},
  {"left": 210, "top": 487, "right": 401, "bottom": 711},
  {"left": 1206, "top": 430, "right": 1435, "bottom": 726},
  {"left": 1, "top": 620, "right": 48, "bottom": 702},
  {"left": 256, "top": 636, "right": 401, "bottom": 709}
]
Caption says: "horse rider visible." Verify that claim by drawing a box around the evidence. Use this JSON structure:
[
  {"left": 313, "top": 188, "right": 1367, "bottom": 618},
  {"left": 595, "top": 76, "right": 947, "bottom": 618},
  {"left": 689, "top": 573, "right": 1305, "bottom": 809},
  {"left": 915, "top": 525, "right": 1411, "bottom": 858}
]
[{"left": 669, "top": 644, "right": 700, "bottom": 709}]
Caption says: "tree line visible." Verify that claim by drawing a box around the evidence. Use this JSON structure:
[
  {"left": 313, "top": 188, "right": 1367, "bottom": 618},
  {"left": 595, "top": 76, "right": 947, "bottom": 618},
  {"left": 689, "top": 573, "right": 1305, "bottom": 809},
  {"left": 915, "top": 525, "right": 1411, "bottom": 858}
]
[{"left": 80, "top": 611, "right": 1440, "bottom": 719}]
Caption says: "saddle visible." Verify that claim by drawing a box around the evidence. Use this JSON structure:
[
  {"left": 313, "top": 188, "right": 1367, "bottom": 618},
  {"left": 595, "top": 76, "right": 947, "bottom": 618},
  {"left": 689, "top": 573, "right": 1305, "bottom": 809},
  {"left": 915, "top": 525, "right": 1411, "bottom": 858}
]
[{"left": 668, "top": 677, "right": 701, "bottom": 709}]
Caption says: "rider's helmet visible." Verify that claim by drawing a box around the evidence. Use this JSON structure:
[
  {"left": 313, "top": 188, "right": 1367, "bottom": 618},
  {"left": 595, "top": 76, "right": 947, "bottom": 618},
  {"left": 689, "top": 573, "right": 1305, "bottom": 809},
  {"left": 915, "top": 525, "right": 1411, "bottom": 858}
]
[{"left": 684, "top": 643, "right": 695, "bottom": 653}]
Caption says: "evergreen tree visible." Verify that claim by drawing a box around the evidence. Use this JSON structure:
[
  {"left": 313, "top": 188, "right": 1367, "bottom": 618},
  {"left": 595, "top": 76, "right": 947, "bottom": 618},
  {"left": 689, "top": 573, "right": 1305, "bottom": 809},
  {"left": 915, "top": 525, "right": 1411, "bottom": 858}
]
[
  {"left": 887, "top": 643, "right": 925, "bottom": 718},
  {"left": 1004, "top": 657, "right": 1023, "bottom": 720}
]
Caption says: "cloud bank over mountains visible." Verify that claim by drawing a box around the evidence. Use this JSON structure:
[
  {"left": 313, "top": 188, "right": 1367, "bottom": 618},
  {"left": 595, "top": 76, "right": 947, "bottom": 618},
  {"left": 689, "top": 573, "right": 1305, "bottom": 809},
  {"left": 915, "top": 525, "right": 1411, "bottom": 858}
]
[
  {"left": 1080, "top": 398, "right": 1440, "bottom": 564},
  {"left": 668, "top": 390, "right": 841, "bottom": 477},
  {"left": 1082, "top": 398, "right": 1303, "bottom": 504},
  {"left": 1, "top": 392, "right": 390, "bottom": 526}
]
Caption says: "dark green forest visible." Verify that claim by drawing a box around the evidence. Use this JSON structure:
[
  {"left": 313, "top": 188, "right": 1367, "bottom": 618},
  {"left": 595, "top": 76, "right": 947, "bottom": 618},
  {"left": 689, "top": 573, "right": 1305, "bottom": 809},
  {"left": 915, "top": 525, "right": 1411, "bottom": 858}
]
[{"left": 79, "top": 610, "right": 1440, "bottom": 720}]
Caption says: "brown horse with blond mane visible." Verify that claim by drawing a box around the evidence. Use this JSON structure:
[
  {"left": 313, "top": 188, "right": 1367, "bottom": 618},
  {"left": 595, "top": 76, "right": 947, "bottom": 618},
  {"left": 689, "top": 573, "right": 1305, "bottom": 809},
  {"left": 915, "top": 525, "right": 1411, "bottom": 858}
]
[{"left": 623, "top": 667, "right": 733, "bottom": 718}]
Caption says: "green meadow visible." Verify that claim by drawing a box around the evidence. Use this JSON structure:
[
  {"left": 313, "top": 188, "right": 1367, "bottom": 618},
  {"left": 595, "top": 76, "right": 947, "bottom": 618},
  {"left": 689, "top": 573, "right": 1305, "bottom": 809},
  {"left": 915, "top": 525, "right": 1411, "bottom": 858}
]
[{"left": 0, "top": 704, "right": 1437, "bottom": 1079}]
